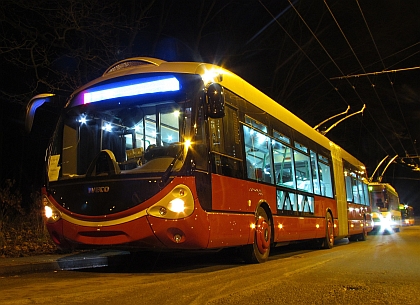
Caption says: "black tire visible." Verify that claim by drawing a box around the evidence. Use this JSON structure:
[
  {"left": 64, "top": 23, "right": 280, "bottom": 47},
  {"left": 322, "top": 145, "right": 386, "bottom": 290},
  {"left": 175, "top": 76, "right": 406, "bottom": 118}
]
[
  {"left": 348, "top": 235, "right": 358, "bottom": 242},
  {"left": 321, "top": 213, "right": 334, "bottom": 249},
  {"left": 241, "top": 206, "right": 272, "bottom": 263},
  {"left": 359, "top": 226, "right": 367, "bottom": 241},
  {"left": 349, "top": 225, "right": 367, "bottom": 242}
]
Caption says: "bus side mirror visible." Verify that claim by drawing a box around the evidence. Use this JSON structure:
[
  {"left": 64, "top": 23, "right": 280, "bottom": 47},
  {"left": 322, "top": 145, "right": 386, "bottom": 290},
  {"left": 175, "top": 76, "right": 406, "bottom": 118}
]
[
  {"left": 25, "top": 93, "right": 56, "bottom": 133},
  {"left": 205, "top": 83, "right": 225, "bottom": 118}
]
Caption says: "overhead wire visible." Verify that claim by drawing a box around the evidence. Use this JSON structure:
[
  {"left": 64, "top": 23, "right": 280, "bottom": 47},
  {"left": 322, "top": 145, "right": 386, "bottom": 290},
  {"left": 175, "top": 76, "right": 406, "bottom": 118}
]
[
  {"left": 257, "top": 0, "right": 350, "bottom": 108},
  {"left": 356, "top": 0, "right": 418, "bottom": 158},
  {"left": 383, "top": 42, "right": 420, "bottom": 70},
  {"left": 277, "top": 0, "right": 391, "bottom": 154},
  {"left": 258, "top": 0, "right": 390, "bottom": 155},
  {"left": 322, "top": 0, "right": 401, "bottom": 156},
  {"left": 346, "top": 41, "right": 420, "bottom": 73},
  {"left": 259, "top": 0, "right": 412, "bottom": 159}
]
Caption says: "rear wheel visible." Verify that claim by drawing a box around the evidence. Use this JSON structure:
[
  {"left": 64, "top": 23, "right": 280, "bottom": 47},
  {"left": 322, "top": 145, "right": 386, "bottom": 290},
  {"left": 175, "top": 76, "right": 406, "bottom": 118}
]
[
  {"left": 322, "top": 213, "right": 334, "bottom": 249},
  {"left": 359, "top": 226, "right": 367, "bottom": 241},
  {"left": 348, "top": 234, "right": 358, "bottom": 242},
  {"left": 241, "top": 206, "right": 271, "bottom": 263}
]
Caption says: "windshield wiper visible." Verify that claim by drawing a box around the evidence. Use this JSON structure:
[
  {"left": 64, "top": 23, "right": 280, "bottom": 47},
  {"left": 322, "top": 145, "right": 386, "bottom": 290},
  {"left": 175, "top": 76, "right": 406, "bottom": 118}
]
[{"left": 161, "top": 145, "right": 184, "bottom": 184}]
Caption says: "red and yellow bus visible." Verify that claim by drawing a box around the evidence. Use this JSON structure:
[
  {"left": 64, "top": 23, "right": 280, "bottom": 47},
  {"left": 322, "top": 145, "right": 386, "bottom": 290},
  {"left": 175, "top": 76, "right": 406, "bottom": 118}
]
[{"left": 26, "top": 57, "right": 373, "bottom": 263}]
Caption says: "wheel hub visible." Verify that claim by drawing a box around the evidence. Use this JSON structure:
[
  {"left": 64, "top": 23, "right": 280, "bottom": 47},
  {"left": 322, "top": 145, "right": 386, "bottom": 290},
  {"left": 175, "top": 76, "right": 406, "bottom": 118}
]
[{"left": 256, "top": 216, "right": 270, "bottom": 254}]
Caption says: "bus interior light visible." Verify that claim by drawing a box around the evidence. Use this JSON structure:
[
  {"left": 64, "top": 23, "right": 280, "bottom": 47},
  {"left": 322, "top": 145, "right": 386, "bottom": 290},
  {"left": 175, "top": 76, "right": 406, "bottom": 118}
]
[
  {"left": 78, "top": 115, "right": 87, "bottom": 124},
  {"left": 84, "top": 76, "right": 180, "bottom": 104}
]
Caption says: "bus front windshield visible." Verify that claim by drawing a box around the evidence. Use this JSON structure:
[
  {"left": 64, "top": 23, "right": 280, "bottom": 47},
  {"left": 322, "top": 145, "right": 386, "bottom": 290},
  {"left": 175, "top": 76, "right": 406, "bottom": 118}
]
[{"left": 48, "top": 98, "right": 194, "bottom": 182}]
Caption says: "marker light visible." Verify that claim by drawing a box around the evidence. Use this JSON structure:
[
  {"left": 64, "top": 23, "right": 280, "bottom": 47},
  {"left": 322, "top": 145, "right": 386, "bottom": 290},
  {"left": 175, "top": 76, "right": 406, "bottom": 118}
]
[
  {"left": 184, "top": 139, "right": 191, "bottom": 149},
  {"left": 84, "top": 76, "right": 180, "bottom": 104},
  {"left": 201, "top": 68, "right": 223, "bottom": 85}
]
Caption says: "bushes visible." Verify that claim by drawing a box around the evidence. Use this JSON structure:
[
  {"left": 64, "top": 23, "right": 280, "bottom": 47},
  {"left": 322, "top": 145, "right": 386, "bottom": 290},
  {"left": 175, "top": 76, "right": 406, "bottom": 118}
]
[
  {"left": 0, "top": 180, "right": 56, "bottom": 257},
  {"left": 0, "top": 179, "right": 24, "bottom": 233}
]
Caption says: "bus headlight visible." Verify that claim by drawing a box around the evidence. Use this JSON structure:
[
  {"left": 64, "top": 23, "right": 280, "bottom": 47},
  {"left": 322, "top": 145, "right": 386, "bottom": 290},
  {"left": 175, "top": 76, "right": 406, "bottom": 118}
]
[
  {"left": 43, "top": 195, "right": 61, "bottom": 223},
  {"left": 167, "top": 198, "right": 186, "bottom": 213},
  {"left": 380, "top": 216, "right": 391, "bottom": 227},
  {"left": 147, "top": 184, "right": 194, "bottom": 219},
  {"left": 378, "top": 214, "right": 393, "bottom": 231}
]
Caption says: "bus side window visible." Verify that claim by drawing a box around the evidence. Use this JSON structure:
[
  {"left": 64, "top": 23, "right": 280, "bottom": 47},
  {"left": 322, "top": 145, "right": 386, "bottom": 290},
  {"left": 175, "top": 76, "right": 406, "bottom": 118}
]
[
  {"left": 209, "top": 105, "right": 244, "bottom": 179},
  {"left": 310, "top": 150, "right": 321, "bottom": 195},
  {"left": 357, "top": 179, "right": 365, "bottom": 205},
  {"left": 363, "top": 183, "right": 369, "bottom": 206},
  {"left": 318, "top": 161, "right": 333, "bottom": 198},
  {"left": 272, "top": 140, "right": 295, "bottom": 189},
  {"left": 210, "top": 118, "right": 224, "bottom": 153},
  {"left": 243, "top": 125, "right": 271, "bottom": 183},
  {"left": 294, "top": 150, "right": 313, "bottom": 193},
  {"left": 344, "top": 169, "right": 353, "bottom": 202}
]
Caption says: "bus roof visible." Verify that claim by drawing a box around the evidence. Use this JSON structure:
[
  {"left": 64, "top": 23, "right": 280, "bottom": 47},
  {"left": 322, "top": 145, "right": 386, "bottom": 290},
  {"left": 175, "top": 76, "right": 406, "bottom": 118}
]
[
  {"left": 369, "top": 182, "right": 398, "bottom": 195},
  {"left": 73, "top": 57, "right": 366, "bottom": 172}
]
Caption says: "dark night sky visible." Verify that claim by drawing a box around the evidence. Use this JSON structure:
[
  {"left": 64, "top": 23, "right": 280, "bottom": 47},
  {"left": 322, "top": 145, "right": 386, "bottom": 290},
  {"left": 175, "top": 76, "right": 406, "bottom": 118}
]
[{"left": 1, "top": 0, "right": 420, "bottom": 209}]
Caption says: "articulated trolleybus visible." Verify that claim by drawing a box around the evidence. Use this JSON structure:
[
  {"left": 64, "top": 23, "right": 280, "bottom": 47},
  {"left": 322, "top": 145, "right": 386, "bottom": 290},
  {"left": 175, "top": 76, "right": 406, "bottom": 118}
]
[{"left": 26, "top": 58, "right": 373, "bottom": 263}]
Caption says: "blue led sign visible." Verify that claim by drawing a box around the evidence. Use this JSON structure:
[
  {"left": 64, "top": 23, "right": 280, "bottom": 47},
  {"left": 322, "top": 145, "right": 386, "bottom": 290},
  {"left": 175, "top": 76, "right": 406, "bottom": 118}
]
[{"left": 83, "top": 76, "right": 180, "bottom": 104}]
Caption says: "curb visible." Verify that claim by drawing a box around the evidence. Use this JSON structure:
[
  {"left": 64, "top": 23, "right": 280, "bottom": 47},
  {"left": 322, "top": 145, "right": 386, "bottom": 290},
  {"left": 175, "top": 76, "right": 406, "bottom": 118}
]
[{"left": 0, "top": 250, "right": 130, "bottom": 276}]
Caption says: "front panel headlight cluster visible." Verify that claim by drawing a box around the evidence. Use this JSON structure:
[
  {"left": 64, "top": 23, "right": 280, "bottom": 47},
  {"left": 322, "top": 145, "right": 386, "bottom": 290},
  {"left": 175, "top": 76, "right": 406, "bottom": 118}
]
[
  {"left": 147, "top": 184, "right": 194, "bottom": 219},
  {"left": 42, "top": 195, "right": 62, "bottom": 223}
]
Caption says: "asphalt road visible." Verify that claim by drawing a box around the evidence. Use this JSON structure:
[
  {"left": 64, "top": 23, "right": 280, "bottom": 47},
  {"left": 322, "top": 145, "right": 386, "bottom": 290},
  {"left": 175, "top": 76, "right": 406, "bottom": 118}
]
[{"left": 1, "top": 226, "right": 420, "bottom": 305}]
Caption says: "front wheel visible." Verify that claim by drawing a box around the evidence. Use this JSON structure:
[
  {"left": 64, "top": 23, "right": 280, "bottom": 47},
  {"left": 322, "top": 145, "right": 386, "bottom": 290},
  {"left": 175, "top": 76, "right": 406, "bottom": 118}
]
[{"left": 240, "top": 206, "right": 272, "bottom": 263}]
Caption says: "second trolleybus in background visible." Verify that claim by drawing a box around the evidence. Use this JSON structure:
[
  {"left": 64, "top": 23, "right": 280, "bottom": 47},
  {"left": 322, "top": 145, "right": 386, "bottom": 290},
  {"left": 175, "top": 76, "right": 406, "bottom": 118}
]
[
  {"left": 369, "top": 182, "right": 402, "bottom": 233},
  {"left": 26, "top": 57, "right": 373, "bottom": 263}
]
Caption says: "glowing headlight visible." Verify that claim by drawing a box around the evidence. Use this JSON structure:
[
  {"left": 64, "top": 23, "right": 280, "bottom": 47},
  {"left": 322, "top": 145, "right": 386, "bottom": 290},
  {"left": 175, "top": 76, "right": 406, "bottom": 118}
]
[
  {"left": 45, "top": 206, "right": 53, "bottom": 218},
  {"left": 147, "top": 184, "right": 194, "bottom": 219},
  {"left": 43, "top": 195, "right": 61, "bottom": 223},
  {"left": 380, "top": 215, "right": 391, "bottom": 226},
  {"left": 167, "top": 198, "right": 185, "bottom": 213}
]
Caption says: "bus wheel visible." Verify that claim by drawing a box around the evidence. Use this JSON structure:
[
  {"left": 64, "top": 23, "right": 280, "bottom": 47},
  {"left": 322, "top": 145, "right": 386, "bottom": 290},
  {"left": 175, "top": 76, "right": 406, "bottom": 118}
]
[
  {"left": 348, "top": 235, "right": 357, "bottom": 242},
  {"left": 322, "top": 213, "right": 334, "bottom": 249},
  {"left": 359, "top": 227, "right": 367, "bottom": 241},
  {"left": 241, "top": 206, "right": 271, "bottom": 263}
]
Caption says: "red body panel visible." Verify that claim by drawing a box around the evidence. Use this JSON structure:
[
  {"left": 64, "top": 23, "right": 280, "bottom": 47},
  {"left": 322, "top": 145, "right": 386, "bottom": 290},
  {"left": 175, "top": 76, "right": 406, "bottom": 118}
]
[
  {"left": 211, "top": 174, "right": 339, "bottom": 244},
  {"left": 211, "top": 174, "right": 277, "bottom": 213},
  {"left": 62, "top": 217, "right": 163, "bottom": 248},
  {"left": 44, "top": 173, "right": 346, "bottom": 251},
  {"left": 347, "top": 203, "right": 373, "bottom": 235},
  {"left": 44, "top": 177, "right": 213, "bottom": 250},
  {"left": 207, "top": 212, "right": 253, "bottom": 248}
]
